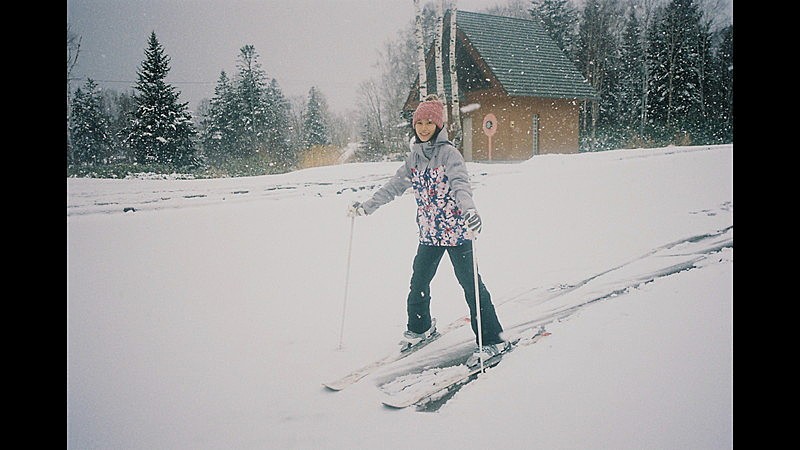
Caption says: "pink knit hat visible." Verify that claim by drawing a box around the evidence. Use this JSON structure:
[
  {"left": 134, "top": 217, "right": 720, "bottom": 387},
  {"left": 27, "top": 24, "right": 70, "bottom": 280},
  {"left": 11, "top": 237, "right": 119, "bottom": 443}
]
[{"left": 413, "top": 95, "right": 444, "bottom": 129}]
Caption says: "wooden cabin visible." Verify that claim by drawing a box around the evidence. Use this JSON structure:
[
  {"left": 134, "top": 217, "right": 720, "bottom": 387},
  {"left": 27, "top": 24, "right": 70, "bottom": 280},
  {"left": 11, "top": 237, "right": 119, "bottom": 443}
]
[{"left": 404, "top": 10, "right": 598, "bottom": 161}]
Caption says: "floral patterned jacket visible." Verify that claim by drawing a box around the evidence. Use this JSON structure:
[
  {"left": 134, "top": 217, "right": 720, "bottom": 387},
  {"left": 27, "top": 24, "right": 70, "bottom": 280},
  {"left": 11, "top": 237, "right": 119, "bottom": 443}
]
[{"left": 361, "top": 129, "right": 477, "bottom": 246}]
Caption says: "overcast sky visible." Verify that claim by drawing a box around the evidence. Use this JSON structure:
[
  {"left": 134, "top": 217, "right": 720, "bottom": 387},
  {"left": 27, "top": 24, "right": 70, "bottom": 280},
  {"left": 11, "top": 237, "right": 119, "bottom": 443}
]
[{"left": 67, "top": 0, "right": 498, "bottom": 115}]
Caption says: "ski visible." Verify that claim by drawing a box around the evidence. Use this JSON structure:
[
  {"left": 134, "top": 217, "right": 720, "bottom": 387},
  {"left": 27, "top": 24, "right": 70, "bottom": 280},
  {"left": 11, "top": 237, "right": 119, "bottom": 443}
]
[
  {"left": 322, "top": 285, "right": 559, "bottom": 392},
  {"left": 323, "top": 317, "right": 469, "bottom": 391},
  {"left": 380, "top": 326, "right": 550, "bottom": 409}
]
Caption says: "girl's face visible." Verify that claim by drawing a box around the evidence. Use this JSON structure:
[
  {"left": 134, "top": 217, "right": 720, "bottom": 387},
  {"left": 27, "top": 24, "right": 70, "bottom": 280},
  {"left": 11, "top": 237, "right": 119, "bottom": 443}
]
[{"left": 414, "top": 119, "right": 437, "bottom": 142}]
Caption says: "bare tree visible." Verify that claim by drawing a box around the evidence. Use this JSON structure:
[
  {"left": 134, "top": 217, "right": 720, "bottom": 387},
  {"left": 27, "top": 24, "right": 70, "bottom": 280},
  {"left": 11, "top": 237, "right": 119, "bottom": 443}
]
[
  {"left": 414, "top": 0, "right": 428, "bottom": 100},
  {"left": 434, "top": 0, "right": 447, "bottom": 123},
  {"left": 697, "top": 0, "right": 733, "bottom": 30},
  {"left": 448, "top": 3, "right": 462, "bottom": 145},
  {"left": 357, "top": 79, "right": 387, "bottom": 159}
]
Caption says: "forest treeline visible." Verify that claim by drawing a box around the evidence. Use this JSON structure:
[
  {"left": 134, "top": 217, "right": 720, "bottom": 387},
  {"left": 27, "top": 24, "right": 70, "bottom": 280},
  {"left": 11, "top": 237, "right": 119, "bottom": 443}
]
[{"left": 66, "top": 0, "right": 732, "bottom": 178}]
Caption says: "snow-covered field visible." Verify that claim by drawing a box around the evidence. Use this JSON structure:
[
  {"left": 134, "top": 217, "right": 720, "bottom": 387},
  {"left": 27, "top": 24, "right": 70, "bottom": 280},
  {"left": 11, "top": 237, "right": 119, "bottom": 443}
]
[{"left": 67, "top": 144, "right": 733, "bottom": 449}]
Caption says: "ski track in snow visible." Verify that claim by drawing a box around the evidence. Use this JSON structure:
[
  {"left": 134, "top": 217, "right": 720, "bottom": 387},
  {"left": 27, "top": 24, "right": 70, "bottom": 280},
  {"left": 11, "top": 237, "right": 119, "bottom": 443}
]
[{"left": 372, "top": 225, "right": 733, "bottom": 410}]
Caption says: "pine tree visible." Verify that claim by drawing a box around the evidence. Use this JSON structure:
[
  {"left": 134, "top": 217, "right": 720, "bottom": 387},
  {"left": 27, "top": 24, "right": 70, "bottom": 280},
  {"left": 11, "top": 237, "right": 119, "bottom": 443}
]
[
  {"left": 197, "top": 44, "right": 297, "bottom": 175},
  {"left": 693, "top": 16, "right": 716, "bottom": 143},
  {"left": 575, "top": 0, "right": 622, "bottom": 149},
  {"left": 125, "top": 31, "right": 198, "bottom": 170},
  {"left": 67, "top": 24, "right": 82, "bottom": 165},
  {"left": 201, "top": 71, "right": 238, "bottom": 163},
  {"left": 705, "top": 24, "right": 733, "bottom": 143},
  {"left": 100, "top": 88, "right": 136, "bottom": 163},
  {"left": 302, "top": 86, "right": 330, "bottom": 149},
  {"left": 645, "top": 0, "right": 709, "bottom": 143},
  {"left": 70, "top": 78, "right": 112, "bottom": 166},
  {"left": 234, "top": 44, "right": 271, "bottom": 159},
  {"left": 529, "top": 0, "right": 579, "bottom": 59},
  {"left": 264, "top": 78, "right": 294, "bottom": 170},
  {"left": 617, "top": 6, "right": 647, "bottom": 142}
]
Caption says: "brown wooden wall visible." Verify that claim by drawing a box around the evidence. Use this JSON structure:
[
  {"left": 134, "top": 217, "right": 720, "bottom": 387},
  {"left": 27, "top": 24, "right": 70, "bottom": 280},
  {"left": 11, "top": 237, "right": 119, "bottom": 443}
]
[{"left": 459, "top": 90, "right": 580, "bottom": 161}]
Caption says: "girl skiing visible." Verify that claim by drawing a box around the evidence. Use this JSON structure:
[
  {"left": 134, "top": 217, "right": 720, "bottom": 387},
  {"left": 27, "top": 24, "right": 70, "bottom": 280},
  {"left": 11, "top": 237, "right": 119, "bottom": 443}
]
[{"left": 348, "top": 94, "right": 507, "bottom": 367}]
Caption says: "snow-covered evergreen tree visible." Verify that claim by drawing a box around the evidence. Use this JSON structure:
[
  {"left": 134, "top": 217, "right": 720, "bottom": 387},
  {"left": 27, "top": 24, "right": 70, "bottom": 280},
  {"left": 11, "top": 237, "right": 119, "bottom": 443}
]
[
  {"left": 616, "top": 6, "right": 647, "bottom": 141},
  {"left": 125, "top": 32, "right": 198, "bottom": 170},
  {"left": 646, "top": 0, "right": 710, "bottom": 141},
  {"left": 529, "top": 0, "right": 580, "bottom": 60},
  {"left": 576, "top": 0, "right": 622, "bottom": 148},
  {"left": 67, "top": 24, "right": 82, "bottom": 165},
  {"left": 301, "top": 86, "right": 330, "bottom": 149},
  {"left": 264, "top": 78, "right": 295, "bottom": 170},
  {"left": 705, "top": 24, "right": 733, "bottom": 143},
  {"left": 195, "top": 45, "right": 296, "bottom": 175},
  {"left": 100, "top": 89, "right": 136, "bottom": 163},
  {"left": 226, "top": 45, "right": 295, "bottom": 172},
  {"left": 70, "top": 78, "right": 112, "bottom": 166},
  {"left": 200, "top": 71, "right": 238, "bottom": 163},
  {"left": 234, "top": 44, "right": 271, "bottom": 158}
]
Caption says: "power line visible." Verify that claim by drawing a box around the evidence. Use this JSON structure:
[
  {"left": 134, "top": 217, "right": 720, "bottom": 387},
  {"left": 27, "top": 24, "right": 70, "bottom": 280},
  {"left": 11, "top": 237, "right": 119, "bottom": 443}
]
[{"left": 69, "top": 76, "right": 216, "bottom": 85}]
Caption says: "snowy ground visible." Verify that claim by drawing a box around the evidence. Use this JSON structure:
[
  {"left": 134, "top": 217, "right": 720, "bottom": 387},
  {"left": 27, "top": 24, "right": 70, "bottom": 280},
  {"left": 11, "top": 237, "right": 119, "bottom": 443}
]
[{"left": 67, "top": 144, "right": 733, "bottom": 449}]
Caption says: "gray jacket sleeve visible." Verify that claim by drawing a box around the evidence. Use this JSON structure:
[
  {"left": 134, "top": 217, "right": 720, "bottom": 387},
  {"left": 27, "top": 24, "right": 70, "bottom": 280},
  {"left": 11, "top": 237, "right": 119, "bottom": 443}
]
[
  {"left": 360, "top": 157, "right": 413, "bottom": 215},
  {"left": 442, "top": 146, "right": 477, "bottom": 212}
]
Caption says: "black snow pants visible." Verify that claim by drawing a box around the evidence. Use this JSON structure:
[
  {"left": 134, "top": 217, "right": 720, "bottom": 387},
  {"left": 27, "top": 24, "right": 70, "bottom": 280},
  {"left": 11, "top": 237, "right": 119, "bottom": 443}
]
[{"left": 406, "top": 241, "right": 504, "bottom": 346}]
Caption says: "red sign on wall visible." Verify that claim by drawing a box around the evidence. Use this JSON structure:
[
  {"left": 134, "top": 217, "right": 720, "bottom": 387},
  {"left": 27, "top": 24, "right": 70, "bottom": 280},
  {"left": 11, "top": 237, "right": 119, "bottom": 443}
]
[
  {"left": 482, "top": 113, "right": 497, "bottom": 160},
  {"left": 482, "top": 113, "right": 497, "bottom": 137}
]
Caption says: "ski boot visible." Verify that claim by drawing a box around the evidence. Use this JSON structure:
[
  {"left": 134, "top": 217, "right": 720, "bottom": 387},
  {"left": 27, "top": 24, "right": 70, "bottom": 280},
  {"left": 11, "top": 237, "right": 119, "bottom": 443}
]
[
  {"left": 398, "top": 318, "right": 437, "bottom": 352},
  {"left": 466, "top": 341, "right": 511, "bottom": 368}
]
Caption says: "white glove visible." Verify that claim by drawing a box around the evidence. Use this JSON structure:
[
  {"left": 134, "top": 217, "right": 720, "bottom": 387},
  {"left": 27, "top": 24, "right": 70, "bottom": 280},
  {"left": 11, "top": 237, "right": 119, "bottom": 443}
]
[
  {"left": 464, "top": 209, "right": 482, "bottom": 234},
  {"left": 347, "top": 201, "right": 366, "bottom": 217}
]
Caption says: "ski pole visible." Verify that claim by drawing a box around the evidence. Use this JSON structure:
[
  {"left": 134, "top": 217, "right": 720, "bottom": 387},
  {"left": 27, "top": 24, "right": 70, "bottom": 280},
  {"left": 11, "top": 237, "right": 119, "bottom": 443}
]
[
  {"left": 472, "top": 238, "right": 485, "bottom": 373},
  {"left": 338, "top": 215, "right": 355, "bottom": 350}
]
